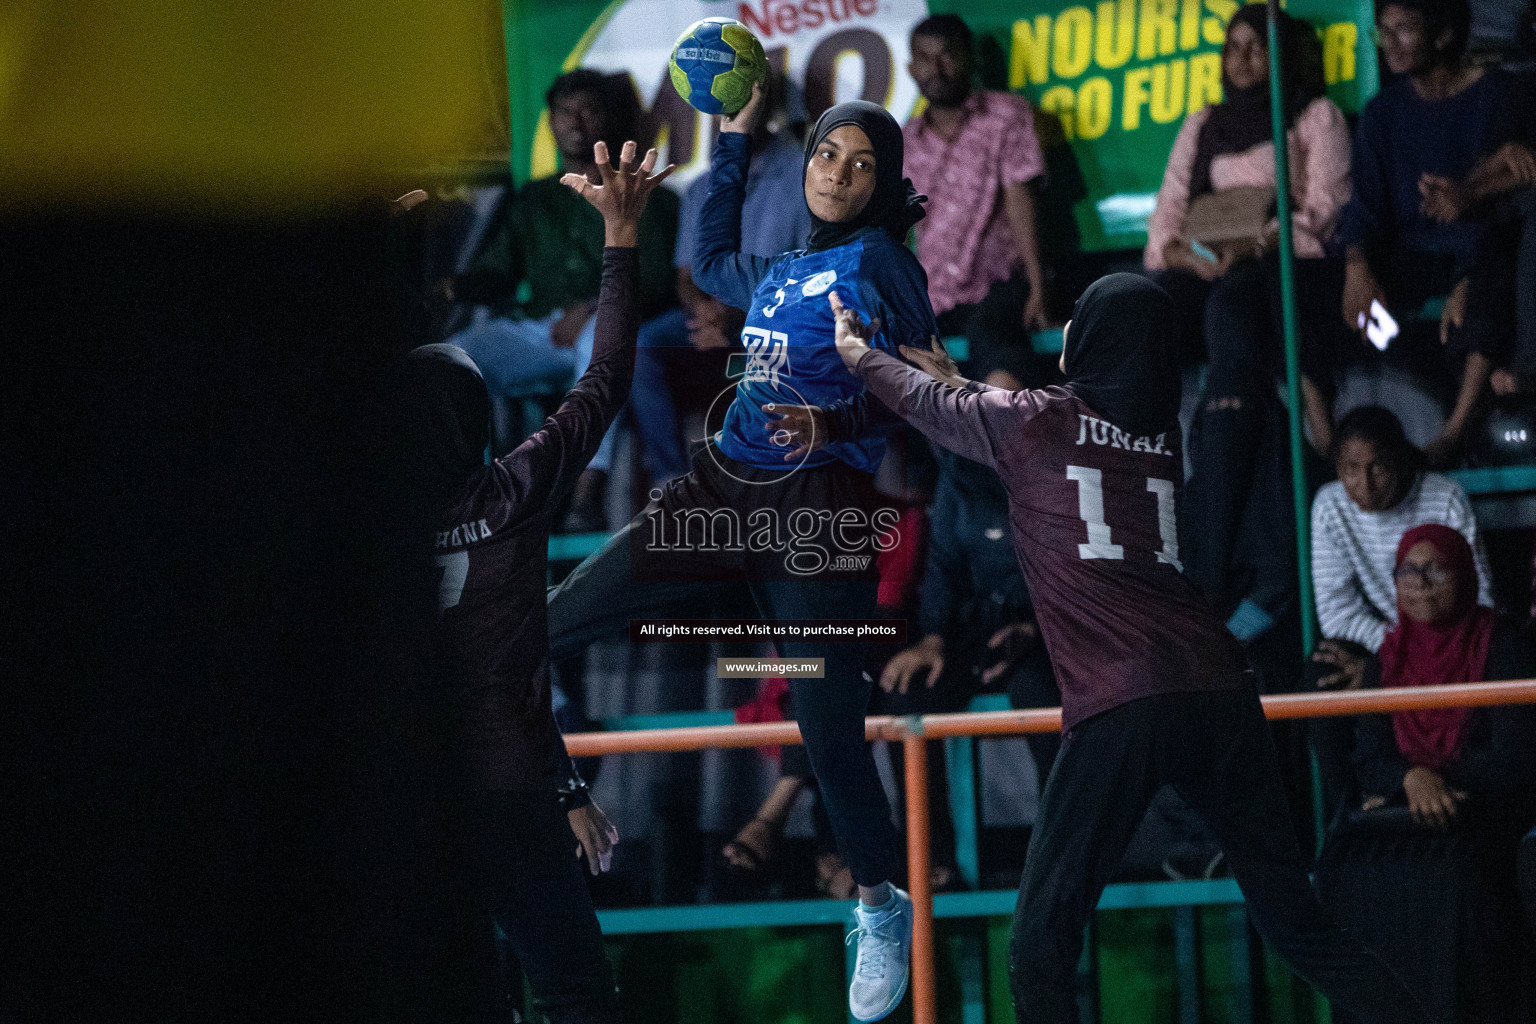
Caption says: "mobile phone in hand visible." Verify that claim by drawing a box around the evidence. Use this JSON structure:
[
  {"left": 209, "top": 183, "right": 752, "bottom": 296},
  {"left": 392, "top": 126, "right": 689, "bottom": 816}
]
[
  {"left": 1189, "top": 239, "right": 1219, "bottom": 263},
  {"left": 1357, "top": 299, "right": 1399, "bottom": 351}
]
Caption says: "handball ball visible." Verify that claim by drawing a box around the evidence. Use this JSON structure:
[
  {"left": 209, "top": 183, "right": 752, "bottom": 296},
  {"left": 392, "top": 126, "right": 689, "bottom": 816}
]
[{"left": 668, "top": 18, "right": 768, "bottom": 116}]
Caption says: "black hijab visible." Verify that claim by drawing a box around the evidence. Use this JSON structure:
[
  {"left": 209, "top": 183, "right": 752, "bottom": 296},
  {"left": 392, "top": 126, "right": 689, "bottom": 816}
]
[
  {"left": 803, "top": 101, "right": 926, "bottom": 251},
  {"left": 398, "top": 343, "right": 489, "bottom": 506},
  {"left": 1189, "top": 5, "right": 1324, "bottom": 198},
  {"left": 1062, "top": 274, "right": 1180, "bottom": 439}
]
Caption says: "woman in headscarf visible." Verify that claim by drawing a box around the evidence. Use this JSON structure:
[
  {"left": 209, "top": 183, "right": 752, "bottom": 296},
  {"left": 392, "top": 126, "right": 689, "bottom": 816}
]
[
  {"left": 1146, "top": 6, "right": 1351, "bottom": 650},
  {"left": 544, "top": 83, "right": 936, "bottom": 1023},
  {"left": 1319, "top": 524, "right": 1536, "bottom": 1022},
  {"left": 830, "top": 273, "right": 1434, "bottom": 1024},
  {"left": 401, "top": 141, "right": 671, "bottom": 1024},
  {"left": 1336, "top": 524, "right": 1536, "bottom": 824}
]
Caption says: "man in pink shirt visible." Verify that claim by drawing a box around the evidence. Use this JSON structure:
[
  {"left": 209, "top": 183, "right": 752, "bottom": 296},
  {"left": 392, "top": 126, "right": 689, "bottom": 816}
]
[{"left": 902, "top": 14, "right": 1049, "bottom": 388}]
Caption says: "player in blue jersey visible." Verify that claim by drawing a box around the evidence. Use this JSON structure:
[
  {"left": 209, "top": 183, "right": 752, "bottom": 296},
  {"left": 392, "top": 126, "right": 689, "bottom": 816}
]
[{"left": 545, "top": 84, "right": 934, "bottom": 1022}]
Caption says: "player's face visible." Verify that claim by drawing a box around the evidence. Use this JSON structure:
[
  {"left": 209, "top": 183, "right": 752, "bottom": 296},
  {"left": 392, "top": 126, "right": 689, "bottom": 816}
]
[
  {"left": 1375, "top": 5, "right": 1439, "bottom": 76},
  {"left": 908, "top": 33, "right": 972, "bottom": 109},
  {"left": 805, "top": 126, "right": 877, "bottom": 224},
  {"left": 551, "top": 89, "right": 607, "bottom": 163},
  {"left": 1336, "top": 437, "right": 1402, "bottom": 512},
  {"left": 1395, "top": 540, "right": 1457, "bottom": 624},
  {"left": 1223, "top": 21, "right": 1269, "bottom": 92}
]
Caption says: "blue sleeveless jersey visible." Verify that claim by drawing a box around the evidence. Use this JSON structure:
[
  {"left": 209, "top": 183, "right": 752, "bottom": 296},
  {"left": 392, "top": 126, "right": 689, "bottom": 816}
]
[{"left": 692, "top": 131, "right": 936, "bottom": 475}]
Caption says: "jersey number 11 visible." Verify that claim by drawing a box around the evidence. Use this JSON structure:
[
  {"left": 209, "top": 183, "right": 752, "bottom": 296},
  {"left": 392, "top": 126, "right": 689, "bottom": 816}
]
[{"left": 1066, "top": 465, "right": 1182, "bottom": 570}]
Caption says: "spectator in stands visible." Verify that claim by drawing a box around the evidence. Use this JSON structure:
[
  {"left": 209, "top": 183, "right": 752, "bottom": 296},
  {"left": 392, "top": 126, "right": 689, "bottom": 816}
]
[
  {"left": 1308, "top": 406, "right": 1492, "bottom": 810},
  {"left": 449, "top": 69, "right": 679, "bottom": 528},
  {"left": 1336, "top": 0, "right": 1533, "bottom": 465},
  {"left": 632, "top": 72, "right": 811, "bottom": 487},
  {"left": 1419, "top": 104, "right": 1536, "bottom": 396},
  {"left": 902, "top": 14, "right": 1051, "bottom": 385},
  {"left": 1147, "top": 5, "right": 1349, "bottom": 642},
  {"left": 1322, "top": 525, "right": 1536, "bottom": 1021},
  {"left": 1343, "top": 525, "right": 1536, "bottom": 822}
]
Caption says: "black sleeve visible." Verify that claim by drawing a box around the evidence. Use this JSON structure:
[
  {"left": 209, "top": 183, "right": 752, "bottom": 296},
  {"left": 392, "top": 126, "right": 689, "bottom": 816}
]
[
  {"left": 1352, "top": 655, "right": 1413, "bottom": 798},
  {"left": 545, "top": 714, "right": 591, "bottom": 812},
  {"left": 494, "top": 247, "right": 638, "bottom": 514},
  {"left": 1353, "top": 709, "right": 1412, "bottom": 800},
  {"left": 1442, "top": 622, "right": 1536, "bottom": 793},
  {"left": 692, "top": 131, "right": 773, "bottom": 311}
]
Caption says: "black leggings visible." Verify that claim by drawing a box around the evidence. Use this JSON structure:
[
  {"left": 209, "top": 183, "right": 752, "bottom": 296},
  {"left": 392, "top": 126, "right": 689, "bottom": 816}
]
[
  {"left": 1008, "top": 688, "right": 1434, "bottom": 1024},
  {"left": 546, "top": 443, "right": 901, "bottom": 887},
  {"left": 459, "top": 789, "right": 619, "bottom": 1024}
]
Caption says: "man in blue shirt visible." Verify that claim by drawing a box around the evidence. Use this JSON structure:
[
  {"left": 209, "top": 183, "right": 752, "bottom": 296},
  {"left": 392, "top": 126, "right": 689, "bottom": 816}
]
[{"left": 1336, "top": 0, "right": 1529, "bottom": 465}]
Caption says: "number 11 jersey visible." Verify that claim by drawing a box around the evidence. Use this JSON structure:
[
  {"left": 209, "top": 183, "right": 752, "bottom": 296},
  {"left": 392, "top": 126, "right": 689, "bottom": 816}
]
[{"left": 853, "top": 357, "right": 1248, "bottom": 732}]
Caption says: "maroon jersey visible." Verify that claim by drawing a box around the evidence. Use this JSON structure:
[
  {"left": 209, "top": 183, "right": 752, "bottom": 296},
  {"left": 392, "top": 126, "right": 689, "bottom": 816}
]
[
  {"left": 855, "top": 351, "right": 1247, "bottom": 730},
  {"left": 434, "top": 248, "right": 637, "bottom": 789}
]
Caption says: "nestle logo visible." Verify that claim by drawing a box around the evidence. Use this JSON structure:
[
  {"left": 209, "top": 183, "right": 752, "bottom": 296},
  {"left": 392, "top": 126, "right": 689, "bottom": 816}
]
[{"left": 738, "top": 0, "right": 880, "bottom": 39}]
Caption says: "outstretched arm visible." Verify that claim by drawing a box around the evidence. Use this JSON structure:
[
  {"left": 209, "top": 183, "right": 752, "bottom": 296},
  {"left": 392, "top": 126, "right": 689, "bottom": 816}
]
[
  {"left": 500, "top": 141, "right": 673, "bottom": 511},
  {"left": 829, "top": 292, "right": 1005, "bottom": 469},
  {"left": 692, "top": 82, "right": 774, "bottom": 311}
]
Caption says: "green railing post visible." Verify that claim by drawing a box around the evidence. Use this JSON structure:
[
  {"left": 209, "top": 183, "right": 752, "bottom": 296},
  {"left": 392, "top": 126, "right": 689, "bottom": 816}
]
[
  {"left": 1268, "top": 6, "right": 1332, "bottom": 1020},
  {"left": 1266, "top": 0, "right": 1316, "bottom": 661}
]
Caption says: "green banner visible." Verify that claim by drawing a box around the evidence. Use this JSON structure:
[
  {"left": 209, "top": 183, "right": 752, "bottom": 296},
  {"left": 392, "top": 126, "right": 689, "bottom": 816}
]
[{"left": 502, "top": 0, "right": 1377, "bottom": 250}]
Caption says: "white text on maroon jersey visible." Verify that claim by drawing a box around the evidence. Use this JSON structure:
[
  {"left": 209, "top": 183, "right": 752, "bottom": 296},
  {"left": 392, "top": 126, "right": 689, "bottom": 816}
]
[
  {"left": 1074, "top": 414, "right": 1172, "bottom": 456},
  {"left": 435, "top": 518, "right": 492, "bottom": 549}
]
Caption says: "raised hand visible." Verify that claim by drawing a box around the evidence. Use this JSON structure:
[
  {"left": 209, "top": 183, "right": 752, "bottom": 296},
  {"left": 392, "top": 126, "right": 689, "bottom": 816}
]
[
  {"left": 560, "top": 140, "right": 675, "bottom": 247},
  {"left": 828, "top": 290, "right": 880, "bottom": 370},
  {"left": 720, "top": 80, "right": 767, "bottom": 136}
]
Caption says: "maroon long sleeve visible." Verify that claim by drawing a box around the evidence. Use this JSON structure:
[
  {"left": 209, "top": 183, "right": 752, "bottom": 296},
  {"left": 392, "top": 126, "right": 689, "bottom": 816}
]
[
  {"left": 853, "top": 348, "right": 1247, "bottom": 731},
  {"left": 501, "top": 246, "right": 638, "bottom": 516},
  {"left": 432, "top": 247, "right": 638, "bottom": 790}
]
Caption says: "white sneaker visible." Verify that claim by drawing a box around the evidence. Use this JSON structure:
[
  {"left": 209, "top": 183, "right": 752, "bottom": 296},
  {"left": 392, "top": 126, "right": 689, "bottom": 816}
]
[{"left": 845, "top": 887, "right": 913, "bottom": 1022}]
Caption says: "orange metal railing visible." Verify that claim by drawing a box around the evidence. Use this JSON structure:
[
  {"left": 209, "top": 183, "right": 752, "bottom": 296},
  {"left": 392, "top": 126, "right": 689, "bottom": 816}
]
[{"left": 563, "top": 679, "right": 1536, "bottom": 1024}]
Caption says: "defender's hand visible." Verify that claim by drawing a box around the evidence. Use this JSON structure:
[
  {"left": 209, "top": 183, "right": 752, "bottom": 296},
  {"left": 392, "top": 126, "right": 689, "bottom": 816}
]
[
  {"left": 898, "top": 335, "right": 968, "bottom": 389},
  {"left": 560, "top": 140, "right": 675, "bottom": 247},
  {"left": 828, "top": 290, "right": 880, "bottom": 371},
  {"left": 761, "top": 403, "right": 829, "bottom": 461}
]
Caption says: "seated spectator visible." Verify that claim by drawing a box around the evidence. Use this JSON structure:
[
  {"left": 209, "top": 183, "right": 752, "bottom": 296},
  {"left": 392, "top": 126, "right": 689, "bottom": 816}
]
[
  {"left": 632, "top": 73, "right": 810, "bottom": 487},
  {"left": 1349, "top": 525, "right": 1536, "bottom": 821},
  {"left": 1308, "top": 405, "right": 1492, "bottom": 811},
  {"left": 1337, "top": 0, "right": 1534, "bottom": 465},
  {"left": 1145, "top": 4, "right": 1347, "bottom": 408},
  {"left": 902, "top": 14, "right": 1052, "bottom": 385},
  {"left": 448, "top": 69, "right": 679, "bottom": 528},
  {"left": 1148, "top": 6, "right": 1349, "bottom": 639},
  {"left": 1420, "top": 108, "right": 1536, "bottom": 397},
  {"left": 1318, "top": 525, "right": 1536, "bottom": 1022}
]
